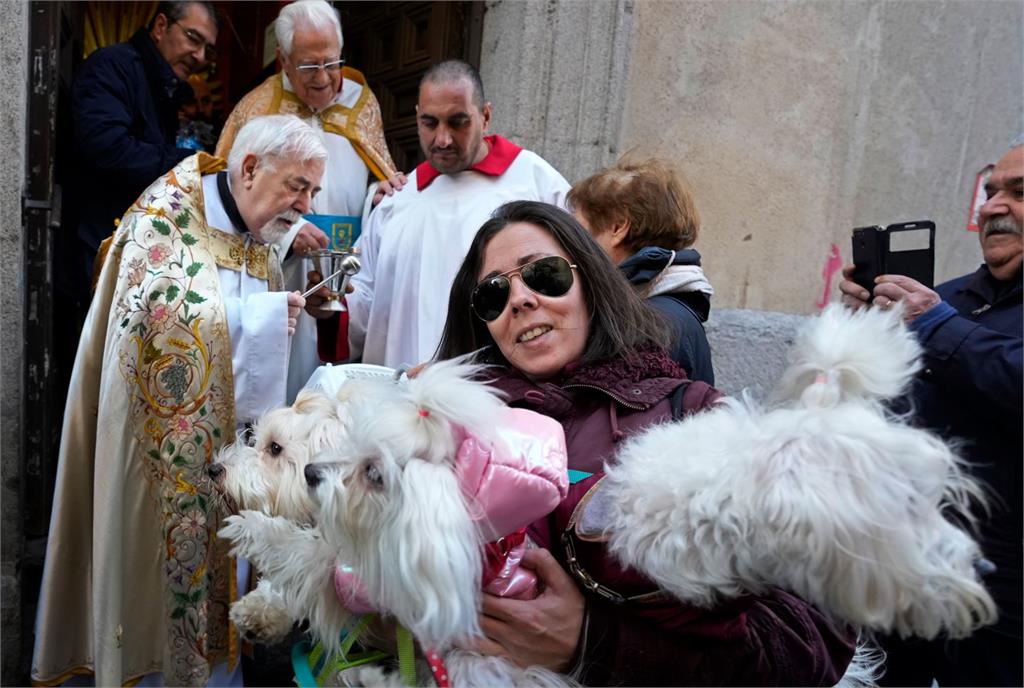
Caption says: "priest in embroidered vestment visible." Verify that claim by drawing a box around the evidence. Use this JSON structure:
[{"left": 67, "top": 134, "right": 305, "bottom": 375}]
[
  {"left": 216, "top": 0, "right": 401, "bottom": 388},
  {"left": 323, "top": 59, "right": 570, "bottom": 368},
  {"left": 31, "top": 115, "right": 326, "bottom": 688}
]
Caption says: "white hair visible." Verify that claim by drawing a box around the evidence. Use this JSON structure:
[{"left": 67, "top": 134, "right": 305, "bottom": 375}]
[
  {"left": 275, "top": 0, "right": 343, "bottom": 58},
  {"left": 227, "top": 114, "right": 328, "bottom": 178}
]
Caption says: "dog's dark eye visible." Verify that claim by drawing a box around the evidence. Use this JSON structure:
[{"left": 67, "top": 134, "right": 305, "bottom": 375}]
[
  {"left": 365, "top": 463, "right": 383, "bottom": 488},
  {"left": 269, "top": 442, "right": 283, "bottom": 457}
]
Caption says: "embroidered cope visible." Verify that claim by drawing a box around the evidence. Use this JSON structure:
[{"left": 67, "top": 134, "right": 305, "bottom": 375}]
[{"left": 32, "top": 154, "right": 306, "bottom": 687}]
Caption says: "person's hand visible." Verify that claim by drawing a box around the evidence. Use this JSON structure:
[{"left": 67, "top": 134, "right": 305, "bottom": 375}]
[
  {"left": 303, "top": 270, "right": 332, "bottom": 319},
  {"left": 837, "top": 264, "right": 872, "bottom": 311},
  {"left": 838, "top": 264, "right": 940, "bottom": 322},
  {"left": 371, "top": 172, "right": 408, "bottom": 207},
  {"left": 872, "top": 274, "right": 941, "bottom": 323},
  {"left": 464, "top": 548, "right": 585, "bottom": 672},
  {"left": 303, "top": 270, "right": 353, "bottom": 319},
  {"left": 290, "top": 222, "right": 329, "bottom": 257},
  {"left": 286, "top": 291, "right": 305, "bottom": 335}
]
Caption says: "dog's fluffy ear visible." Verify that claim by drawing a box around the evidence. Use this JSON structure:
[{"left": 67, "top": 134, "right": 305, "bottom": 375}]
[
  {"left": 295, "top": 395, "right": 349, "bottom": 457},
  {"left": 359, "top": 458, "right": 482, "bottom": 649},
  {"left": 399, "top": 357, "right": 506, "bottom": 462},
  {"left": 772, "top": 304, "right": 922, "bottom": 407}
]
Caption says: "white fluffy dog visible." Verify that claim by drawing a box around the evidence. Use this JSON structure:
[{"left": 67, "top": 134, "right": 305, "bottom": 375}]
[
  {"left": 602, "top": 304, "right": 995, "bottom": 641},
  {"left": 209, "top": 389, "right": 349, "bottom": 643},
  {"left": 221, "top": 306, "right": 996, "bottom": 686},
  {"left": 221, "top": 359, "right": 569, "bottom": 686}
]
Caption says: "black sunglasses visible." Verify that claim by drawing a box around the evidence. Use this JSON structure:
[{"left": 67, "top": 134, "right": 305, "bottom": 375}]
[{"left": 471, "top": 255, "right": 578, "bottom": 322}]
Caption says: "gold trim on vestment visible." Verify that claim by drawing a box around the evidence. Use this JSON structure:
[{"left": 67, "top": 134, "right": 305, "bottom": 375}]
[
  {"left": 207, "top": 226, "right": 274, "bottom": 281},
  {"left": 215, "top": 69, "right": 396, "bottom": 181}
]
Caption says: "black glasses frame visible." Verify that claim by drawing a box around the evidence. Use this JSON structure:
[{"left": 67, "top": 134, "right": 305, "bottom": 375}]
[
  {"left": 169, "top": 18, "right": 217, "bottom": 60},
  {"left": 470, "top": 255, "right": 578, "bottom": 322}
]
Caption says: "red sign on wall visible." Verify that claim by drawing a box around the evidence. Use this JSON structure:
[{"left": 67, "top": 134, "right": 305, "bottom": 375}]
[{"left": 967, "top": 164, "right": 994, "bottom": 232}]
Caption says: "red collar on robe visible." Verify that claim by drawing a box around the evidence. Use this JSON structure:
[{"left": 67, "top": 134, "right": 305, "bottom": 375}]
[{"left": 415, "top": 135, "right": 524, "bottom": 191}]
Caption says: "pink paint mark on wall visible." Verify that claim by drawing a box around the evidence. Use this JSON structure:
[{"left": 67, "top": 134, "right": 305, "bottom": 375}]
[{"left": 816, "top": 243, "right": 843, "bottom": 309}]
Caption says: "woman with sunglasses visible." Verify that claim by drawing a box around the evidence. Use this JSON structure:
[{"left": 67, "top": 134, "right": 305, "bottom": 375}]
[{"left": 436, "top": 200, "right": 855, "bottom": 686}]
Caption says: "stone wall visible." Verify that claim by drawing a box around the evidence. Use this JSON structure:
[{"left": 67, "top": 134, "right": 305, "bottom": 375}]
[
  {"left": 478, "top": 0, "right": 635, "bottom": 181},
  {"left": 480, "top": 0, "right": 1023, "bottom": 314},
  {"left": 705, "top": 309, "right": 808, "bottom": 397},
  {"left": 619, "top": 0, "right": 1023, "bottom": 313},
  {"left": 0, "top": 0, "right": 28, "bottom": 683}
]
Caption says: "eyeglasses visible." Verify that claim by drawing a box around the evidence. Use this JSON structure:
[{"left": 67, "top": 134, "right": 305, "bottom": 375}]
[
  {"left": 294, "top": 59, "right": 345, "bottom": 76},
  {"left": 471, "top": 256, "right": 578, "bottom": 322},
  {"left": 172, "top": 21, "right": 217, "bottom": 60}
]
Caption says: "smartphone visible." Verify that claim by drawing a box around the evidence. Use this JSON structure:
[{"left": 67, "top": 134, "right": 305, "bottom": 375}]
[
  {"left": 851, "top": 221, "right": 935, "bottom": 295},
  {"left": 851, "top": 225, "right": 885, "bottom": 295}
]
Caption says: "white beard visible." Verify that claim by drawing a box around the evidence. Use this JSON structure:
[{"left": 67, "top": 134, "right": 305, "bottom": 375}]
[{"left": 252, "top": 211, "right": 300, "bottom": 245}]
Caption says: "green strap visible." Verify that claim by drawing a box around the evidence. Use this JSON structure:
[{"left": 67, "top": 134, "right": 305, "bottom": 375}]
[
  {"left": 291, "top": 615, "right": 390, "bottom": 687},
  {"left": 340, "top": 615, "right": 375, "bottom": 655},
  {"left": 396, "top": 624, "right": 417, "bottom": 686}
]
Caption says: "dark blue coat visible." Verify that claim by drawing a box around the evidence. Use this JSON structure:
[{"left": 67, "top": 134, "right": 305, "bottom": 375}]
[
  {"left": 879, "top": 264, "right": 1022, "bottom": 687},
  {"left": 910, "top": 264, "right": 1022, "bottom": 637},
  {"left": 619, "top": 247, "right": 715, "bottom": 385},
  {"left": 71, "top": 28, "right": 193, "bottom": 254}
]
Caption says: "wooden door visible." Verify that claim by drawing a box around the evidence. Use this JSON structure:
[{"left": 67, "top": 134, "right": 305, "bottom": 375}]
[{"left": 337, "top": 1, "right": 483, "bottom": 173}]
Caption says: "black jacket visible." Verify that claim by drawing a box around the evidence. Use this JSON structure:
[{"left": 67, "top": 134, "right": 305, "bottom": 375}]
[
  {"left": 619, "top": 247, "right": 715, "bottom": 385},
  {"left": 71, "top": 28, "right": 193, "bottom": 253}
]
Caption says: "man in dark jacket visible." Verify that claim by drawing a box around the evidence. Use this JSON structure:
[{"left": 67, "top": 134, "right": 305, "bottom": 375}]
[
  {"left": 839, "top": 141, "right": 1023, "bottom": 686},
  {"left": 67, "top": 0, "right": 218, "bottom": 273}
]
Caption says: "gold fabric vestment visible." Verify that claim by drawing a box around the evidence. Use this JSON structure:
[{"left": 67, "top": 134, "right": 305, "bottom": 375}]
[
  {"left": 215, "top": 67, "right": 396, "bottom": 181},
  {"left": 32, "top": 153, "right": 280, "bottom": 687}
]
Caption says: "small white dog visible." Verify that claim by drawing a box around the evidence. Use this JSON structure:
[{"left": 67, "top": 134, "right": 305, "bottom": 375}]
[
  {"left": 209, "top": 389, "right": 349, "bottom": 643},
  {"left": 221, "top": 306, "right": 996, "bottom": 686},
  {"left": 600, "top": 304, "right": 995, "bottom": 642},
  {"left": 221, "top": 359, "right": 571, "bottom": 686}
]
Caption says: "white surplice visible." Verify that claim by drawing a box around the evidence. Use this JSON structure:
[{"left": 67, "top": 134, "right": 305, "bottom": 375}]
[{"left": 348, "top": 148, "right": 570, "bottom": 368}]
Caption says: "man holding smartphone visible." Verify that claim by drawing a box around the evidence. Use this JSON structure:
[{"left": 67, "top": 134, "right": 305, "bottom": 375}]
[{"left": 838, "top": 140, "right": 1022, "bottom": 686}]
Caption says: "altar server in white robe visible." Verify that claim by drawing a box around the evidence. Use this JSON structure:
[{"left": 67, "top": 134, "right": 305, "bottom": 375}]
[
  {"left": 315, "top": 59, "right": 569, "bottom": 368},
  {"left": 32, "top": 114, "right": 324, "bottom": 688}
]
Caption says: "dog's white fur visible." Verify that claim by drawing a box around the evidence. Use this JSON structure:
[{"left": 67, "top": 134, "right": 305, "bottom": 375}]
[
  {"left": 221, "top": 359, "right": 572, "bottom": 685},
  {"left": 211, "top": 389, "right": 350, "bottom": 643},
  {"left": 604, "top": 304, "right": 995, "bottom": 641},
  {"left": 221, "top": 307, "right": 996, "bottom": 686}
]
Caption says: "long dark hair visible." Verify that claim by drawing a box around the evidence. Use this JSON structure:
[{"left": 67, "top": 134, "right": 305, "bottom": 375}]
[{"left": 435, "top": 201, "right": 669, "bottom": 368}]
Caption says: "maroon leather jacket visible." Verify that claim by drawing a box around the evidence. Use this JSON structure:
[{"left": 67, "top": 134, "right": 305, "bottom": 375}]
[{"left": 488, "top": 351, "right": 856, "bottom": 686}]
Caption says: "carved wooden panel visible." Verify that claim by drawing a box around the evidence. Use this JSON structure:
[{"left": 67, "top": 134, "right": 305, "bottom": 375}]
[{"left": 337, "top": 1, "right": 483, "bottom": 172}]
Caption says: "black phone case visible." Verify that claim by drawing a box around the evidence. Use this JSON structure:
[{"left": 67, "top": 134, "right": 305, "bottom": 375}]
[
  {"left": 884, "top": 220, "right": 935, "bottom": 289},
  {"left": 851, "top": 225, "right": 884, "bottom": 294},
  {"left": 851, "top": 221, "right": 935, "bottom": 295}
]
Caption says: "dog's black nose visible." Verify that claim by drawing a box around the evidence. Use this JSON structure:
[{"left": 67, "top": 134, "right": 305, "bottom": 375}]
[
  {"left": 304, "top": 464, "right": 323, "bottom": 488},
  {"left": 208, "top": 464, "right": 225, "bottom": 480},
  {"left": 974, "top": 557, "right": 997, "bottom": 578}
]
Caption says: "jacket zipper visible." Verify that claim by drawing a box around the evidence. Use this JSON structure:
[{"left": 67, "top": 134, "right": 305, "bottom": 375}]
[{"left": 562, "top": 382, "right": 647, "bottom": 411}]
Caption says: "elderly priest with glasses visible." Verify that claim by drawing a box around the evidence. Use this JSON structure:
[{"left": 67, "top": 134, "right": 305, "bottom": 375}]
[
  {"left": 217, "top": 0, "right": 402, "bottom": 393},
  {"left": 32, "top": 115, "right": 325, "bottom": 688}
]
